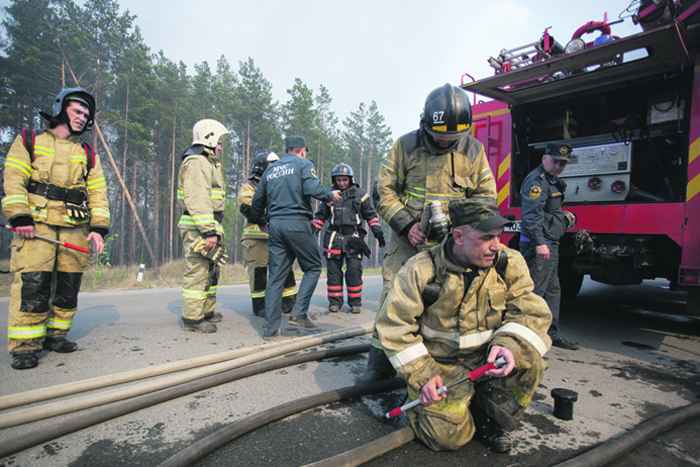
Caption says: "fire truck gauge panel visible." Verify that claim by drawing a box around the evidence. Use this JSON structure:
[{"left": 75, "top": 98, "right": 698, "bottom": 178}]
[{"left": 559, "top": 142, "right": 631, "bottom": 203}]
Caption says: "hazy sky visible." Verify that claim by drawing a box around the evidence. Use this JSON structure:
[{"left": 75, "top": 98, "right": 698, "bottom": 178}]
[{"left": 3, "top": 0, "right": 645, "bottom": 140}]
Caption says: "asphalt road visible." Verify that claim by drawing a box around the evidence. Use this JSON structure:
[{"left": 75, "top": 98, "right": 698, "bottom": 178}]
[{"left": 0, "top": 275, "right": 699, "bottom": 467}]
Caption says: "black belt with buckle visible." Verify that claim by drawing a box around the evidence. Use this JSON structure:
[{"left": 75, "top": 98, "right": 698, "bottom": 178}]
[
  {"left": 27, "top": 181, "right": 88, "bottom": 205},
  {"left": 330, "top": 225, "right": 357, "bottom": 235}
]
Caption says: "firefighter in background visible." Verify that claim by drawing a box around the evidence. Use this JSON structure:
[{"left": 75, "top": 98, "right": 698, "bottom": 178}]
[
  {"left": 177, "top": 119, "right": 229, "bottom": 334},
  {"left": 313, "top": 163, "right": 385, "bottom": 314},
  {"left": 519, "top": 143, "right": 579, "bottom": 351},
  {"left": 375, "top": 198, "right": 550, "bottom": 453},
  {"left": 357, "top": 83, "right": 497, "bottom": 383},
  {"left": 3, "top": 87, "right": 110, "bottom": 370},
  {"left": 238, "top": 150, "right": 297, "bottom": 317}
]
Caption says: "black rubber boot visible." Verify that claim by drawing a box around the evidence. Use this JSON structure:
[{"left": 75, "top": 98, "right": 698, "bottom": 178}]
[
  {"left": 182, "top": 319, "right": 217, "bottom": 333},
  {"left": 471, "top": 403, "right": 512, "bottom": 453},
  {"left": 355, "top": 346, "right": 396, "bottom": 384},
  {"left": 42, "top": 337, "right": 78, "bottom": 353},
  {"left": 11, "top": 351, "right": 38, "bottom": 370},
  {"left": 204, "top": 312, "right": 223, "bottom": 323}
]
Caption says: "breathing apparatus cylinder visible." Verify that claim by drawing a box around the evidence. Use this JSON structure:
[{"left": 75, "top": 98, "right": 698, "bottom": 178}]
[{"left": 429, "top": 201, "right": 450, "bottom": 242}]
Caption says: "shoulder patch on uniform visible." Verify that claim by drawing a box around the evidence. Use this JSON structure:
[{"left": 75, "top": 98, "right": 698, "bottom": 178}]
[
  {"left": 528, "top": 186, "right": 542, "bottom": 199},
  {"left": 310, "top": 168, "right": 318, "bottom": 178}
]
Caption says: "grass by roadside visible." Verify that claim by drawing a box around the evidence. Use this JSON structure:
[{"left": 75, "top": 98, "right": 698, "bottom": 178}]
[{"left": 0, "top": 259, "right": 381, "bottom": 297}]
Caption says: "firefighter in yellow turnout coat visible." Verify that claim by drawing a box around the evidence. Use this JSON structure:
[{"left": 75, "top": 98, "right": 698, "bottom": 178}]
[
  {"left": 177, "top": 119, "right": 228, "bottom": 333},
  {"left": 376, "top": 198, "right": 551, "bottom": 453},
  {"left": 358, "top": 84, "right": 497, "bottom": 384},
  {"left": 238, "top": 151, "right": 297, "bottom": 317},
  {"left": 3, "top": 88, "right": 110, "bottom": 370}
]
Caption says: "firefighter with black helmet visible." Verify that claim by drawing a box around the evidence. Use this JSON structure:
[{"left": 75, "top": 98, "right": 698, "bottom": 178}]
[
  {"left": 238, "top": 150, "right": 298, "bottom": 317},
  {"left": 3, "top": 87, "right": 110, "bottom": 370},
  {"left": 357, "top": 83, "right": 497, "bottom": 383},
  {"left": 177, "top": 119, "right": 229, "bottom": 334},
  {"left": 313, "top": 163, "right": 385, "bottom": 314}
]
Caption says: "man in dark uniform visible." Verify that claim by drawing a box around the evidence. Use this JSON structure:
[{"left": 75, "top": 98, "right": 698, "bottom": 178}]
[
  {"left": 238, "top": 151, "right": 297, "bottom": 317},
  {"left": 313, "top": 163, "right": 385, "bottom": 314},
  {"left": 251, "top": 136, "right": 341, "bottom": 341},
  {"left": 519, "top": 143, "right": 579, "bottom": 351}
]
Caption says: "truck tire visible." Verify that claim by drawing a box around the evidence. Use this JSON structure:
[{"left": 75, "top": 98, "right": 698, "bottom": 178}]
[
  {"left": 687, "top": 287, "right": 700, "bottom": 316},
  {"left": 559, "top": 262, "right": 584, "bottom": 298}
]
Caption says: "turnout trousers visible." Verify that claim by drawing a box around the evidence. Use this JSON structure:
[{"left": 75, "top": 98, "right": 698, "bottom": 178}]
[
  {"left": 180, "top": 229, "right": 219, "bottom": 323},
  {"left": 520, "top": 241, "right": 562, "bottom": 341},
  {"left": 406, "top": 355, "right": 547, "bottom": 451},
  {"left": 326, "top": 253, "right": 363, "bottom": 308},
  {"left": 7, "top": 223, "right": 90, "bottom": 354},
  {"left": 241, "top": 238, "right": 297, "bottom": 316},
  {"left": 264, "top": 217, "right": 321, "bottom": 337}
]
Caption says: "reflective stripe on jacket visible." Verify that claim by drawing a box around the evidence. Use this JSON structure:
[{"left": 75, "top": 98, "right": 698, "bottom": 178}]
[
  {"left": 375, "top": 129, "right": 496, "bottom": 236},
  {"left": 375, "top": 238, "right": 552, "bottom": 393},
  {"left": 238, "top": 179, "right": 268, "bottom": 240},
  {"left": 314, "top": 184, "right": 381, "bottom": 258},
  {"left": 177, "top": 147, "right": 225, "bottom": 238},
  {"left": 2, "top": 130, "right": 110, "bottom": 231}
]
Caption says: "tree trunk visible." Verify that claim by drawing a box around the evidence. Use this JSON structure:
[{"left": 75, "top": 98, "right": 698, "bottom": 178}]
[
  {"left": 169, "top": 101, "right": 177, "bottom": 263},
  {"left": 154, "top": 129, "right": 160, "bottom": 264},
  {"left": 119, "top": 81, "right": 130, "bottom": 266},
  {"left": 129, "top": 146, "right": 137, "bottom": 264}
]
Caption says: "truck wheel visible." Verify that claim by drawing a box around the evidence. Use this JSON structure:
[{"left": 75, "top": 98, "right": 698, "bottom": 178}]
[
  {"left": 559, "top": 267, "right": 584, "bottom": 298},
  {"left": 687, "top": 287, "right": 700, "bottom": 316}
]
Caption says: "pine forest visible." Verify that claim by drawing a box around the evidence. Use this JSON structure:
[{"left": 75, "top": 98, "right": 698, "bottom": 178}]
[{"left": 0, "top": 0, "right": 395, "bottom": 273}]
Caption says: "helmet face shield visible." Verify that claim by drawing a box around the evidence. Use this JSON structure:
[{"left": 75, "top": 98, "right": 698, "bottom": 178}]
[{"left": 423, "top": 126, "right": 471, "bottom": 145}]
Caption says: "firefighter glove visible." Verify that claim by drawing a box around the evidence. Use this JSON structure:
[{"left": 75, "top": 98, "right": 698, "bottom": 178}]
[
  {"left": 66, "top": 203, "right": 90, "bottom": 220},
  {"left": 348, "top": 236, "right": 371, "bottom": 258},
  {"left": 192, "top": 237, "right": 228, "bottom": 267},
  {"left": 374, "top": 231, "right": 386, "bottom": 248}
]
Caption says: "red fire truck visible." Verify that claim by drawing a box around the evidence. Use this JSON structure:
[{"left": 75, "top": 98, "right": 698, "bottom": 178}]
[{"left": 463, "top": 3, "right": 700, "bottom": 315}]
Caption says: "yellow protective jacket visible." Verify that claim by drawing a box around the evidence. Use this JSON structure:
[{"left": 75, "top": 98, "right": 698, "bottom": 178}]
[
  {"left": 376, "top": 129, "right": 496, "bottom": 236},
  {"left": 177, "top": 147, "right": 226, "bottom": 238},
  {"left": 376, "top": 238, "right": 552, "bottom": 393},
  {"left": 2, "top": 130, "right": 110, "bottom": 233},
  {"left": 237, "top": 178, "right": 268, "bottom": 240}
]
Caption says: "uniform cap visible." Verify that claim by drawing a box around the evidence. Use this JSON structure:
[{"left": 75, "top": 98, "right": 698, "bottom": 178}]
[
  {"left": 285, "top": 135, "right": 307, "bottom": 149},
  {"left": 449, "top": 198, "right": 513, "bottom": 231},
  {"left": 545, "top": 143, "right": 573, "bottom": 162}
]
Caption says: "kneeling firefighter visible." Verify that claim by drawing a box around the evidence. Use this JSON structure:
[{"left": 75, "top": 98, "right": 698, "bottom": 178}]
[
  {"left": 177, "top": 119, "right": 229, "bottom": 333},
  {"left": 3, "top": 87, "right": 110, "bottom": 370},
  {"left": 358, "top": 83, "right": 497, "bottom": 383},
  {"left": 238, "top": 150, "right": 297, "bottom": 316}
]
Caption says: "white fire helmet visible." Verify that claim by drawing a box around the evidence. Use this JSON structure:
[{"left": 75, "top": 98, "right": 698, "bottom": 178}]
[{"left": 192, "top": 119, "right": 229, "bottom": 149}]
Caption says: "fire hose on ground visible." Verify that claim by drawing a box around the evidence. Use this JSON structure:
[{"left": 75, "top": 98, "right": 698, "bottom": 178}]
[
  {"left": 0, "top": 324, "right": 371, "bottom": 410},
  {"left": 0, "top": 343, "right": 390, "bottom": 460},
  {"left": 3, "top": 321, "right": 697, "bottom": 466},
  {"left": 158, "top": 378, "right": 407, "bottom": 467},
  {"left": 0, "top": 323, "right": 374, "bottom": 429}
]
